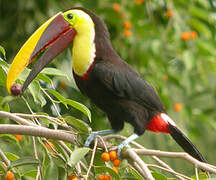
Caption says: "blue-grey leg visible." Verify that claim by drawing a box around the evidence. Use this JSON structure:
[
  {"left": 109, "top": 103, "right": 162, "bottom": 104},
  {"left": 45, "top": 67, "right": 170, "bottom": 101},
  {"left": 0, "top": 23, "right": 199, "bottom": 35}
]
[
  {"left": 84, "top": 129, "right": 115, "bottom": 147},
  {"left": 110, "top": 133, "right": 139, "bottom": 158}
]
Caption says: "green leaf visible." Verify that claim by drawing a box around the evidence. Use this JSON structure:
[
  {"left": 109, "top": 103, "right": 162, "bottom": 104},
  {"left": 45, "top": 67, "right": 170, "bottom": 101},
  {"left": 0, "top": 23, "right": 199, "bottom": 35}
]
[
  {"left": 196, "top": 39, "right": 216, "bottom": 56},
  {"left": 10, "top": 157, "right": 39, "bottom": 168},
  {"left": 46, "top": 89, "right": 67, "bottom": 106},
  {"left": 188, "top": 18, "right": 212, "bottom": 39},
  {"left": 37, "top": 73, "right": 52, "bottom": 84},
  {"left": 5, "top": 153, "right": 19, "bottom": 161},
  {"left": 0, "top": 57, "right": 9, "bottom": 69},
  {"left": 191, "top": 172, "right": 208, "bottom": 180},
  {"left": 0, "top": 162, "right": 7, "bottom": 174},
  {"left": 129, "top": 168, "right": 143, "bottom": 180},
  {"left": 37, "top": 92, "right": 47, "bottom": 107},
  {"left": 95, "top": 166, "right": 121, "bottom": 180},
  {"left": 43, "top": 159, "right": 58, "bottom": 180},
  {"left": 0, "top": 67, "right": 6, "bottom": 87},
  {"left": 68, "top": 147, "right": 90, "bottom": 167},
  {"left": 0, "top": 134, "right": 19, "bottom": 146},
  {"left": 0, "top": 45, "right": 6, "bottom": 59},
  {"left": 47, "top": 89, "right": 91, "bottom": 122},
  {"left": 22, "top": 170, "right": 37, "bottom": 178},
  {"left": 65, "top": 99, "right": 91, "bottom": 122},
  {"left": 28, "top": 80, "right": 41, "bottom": 104},
  {"left": 152, "top": 172, "right": 167, "bottom": 180},
  {"left": 41, "top": 68, "right": 68, "bottom": 79},
  {"left": 65, "top": 116, "right": 91, "bottom": 133}
]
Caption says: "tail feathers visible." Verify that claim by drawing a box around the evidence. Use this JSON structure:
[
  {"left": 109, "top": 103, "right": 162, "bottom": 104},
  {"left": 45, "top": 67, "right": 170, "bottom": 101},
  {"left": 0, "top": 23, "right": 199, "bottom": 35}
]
[{"left": 169, "top": 123, "right": 206, "bottom": 163}]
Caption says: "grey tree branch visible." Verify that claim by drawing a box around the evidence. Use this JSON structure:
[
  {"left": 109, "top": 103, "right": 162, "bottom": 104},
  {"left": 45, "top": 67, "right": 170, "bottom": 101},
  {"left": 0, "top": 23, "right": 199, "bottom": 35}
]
[
  {"left": 133, "top": 149, "right": 216, "bottom": 174},
  {"left": 0, "top": 124, "right": 75, "bottom": 144},
  {"left": 0, "top": 148, "right": 10, "bottom": 166},
  {"left": 125, "top": 149, "right": 154, "bottom": 180},
  {"left": 0, "top": 111, "right": 36, "bottom": 126}
]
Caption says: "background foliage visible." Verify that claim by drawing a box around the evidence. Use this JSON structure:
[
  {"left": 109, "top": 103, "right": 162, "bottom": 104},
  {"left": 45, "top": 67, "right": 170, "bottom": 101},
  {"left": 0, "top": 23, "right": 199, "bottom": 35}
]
[{"left": 0, "top": 0, "right": 216, "bottom": 179}]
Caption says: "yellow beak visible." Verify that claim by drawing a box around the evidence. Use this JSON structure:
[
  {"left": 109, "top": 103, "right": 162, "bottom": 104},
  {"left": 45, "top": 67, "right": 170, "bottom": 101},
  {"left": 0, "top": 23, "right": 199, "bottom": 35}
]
[{"left": 7, "top": 12, "right": 76, "bottom": 95}]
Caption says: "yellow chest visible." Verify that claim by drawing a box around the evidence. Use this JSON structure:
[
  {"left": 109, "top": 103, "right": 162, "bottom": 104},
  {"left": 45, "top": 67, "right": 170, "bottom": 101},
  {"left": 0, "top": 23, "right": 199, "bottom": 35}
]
[{"left": 72, "top": 18, "right": 95, "bottom": 76}]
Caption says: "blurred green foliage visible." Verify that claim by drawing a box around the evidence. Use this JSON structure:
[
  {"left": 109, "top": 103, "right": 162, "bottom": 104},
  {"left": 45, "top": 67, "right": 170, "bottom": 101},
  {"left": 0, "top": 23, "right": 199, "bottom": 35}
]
[{"left": 0, "top": 0, "right": 216, "bottom": 179}]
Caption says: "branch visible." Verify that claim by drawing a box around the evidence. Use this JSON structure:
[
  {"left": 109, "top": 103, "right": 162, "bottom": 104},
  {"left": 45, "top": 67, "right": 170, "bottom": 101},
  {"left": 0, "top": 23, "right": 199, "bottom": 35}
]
[
  {"left": 104, "top": 134, "right": 186, "bottom": 179},
  {"left": 14, "top": 113, "right": 69, "bottom": 129},
  {"left": 0, "top": 111, "right": 36, "bottom": 126},
  {"left": 0, "top": 124, "right": 76, "bottom": 144},
  {"left": 133, "top": 149, "right": 216, "bottom": 174},
  {"left": 126, "top": 149, "right": 154, "bottom": 180}
]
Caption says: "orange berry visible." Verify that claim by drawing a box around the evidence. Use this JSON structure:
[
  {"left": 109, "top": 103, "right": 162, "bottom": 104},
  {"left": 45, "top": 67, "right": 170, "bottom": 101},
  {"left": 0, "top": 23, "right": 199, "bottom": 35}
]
[
  {"left": 101, "top": 152, "right": 110, "bottom": 162},
  {"left": 124, "top": 29, "right": 132, "bottom": 37},
  {"left": 45, "top": 141, "right": 55, "bottom": 149},
  {"left": 113, "top": 3, "right": 120, "bottom": 12},
  {"left": 98, "top": 174, "right": 105, "bottom": 180},
  {"left": 166, "top": 10, "right": 173, "bottom": 18},
  {"left": 14, "top": 134, "right": 22, "bottom": 142},
  {"left": 112, "top": 159, "right": 121, "bottom": 167},
  {"left": 134, "top": 0, "right": 144, "bottom": 5},
  {"left": 104, "top": 175, "right": 112, "bottom": 180},
  {"left": 124, "top": 21, "right": 131, "bottom": 29},
  {"left": 162, "top": 75, "right": 168, "bottom": 81},
  {"left": 60, "top": 82, "right": 67, "bottom": 89},
  {"left": 109, "top": 151, "right": 117, "bottom": 160},
  {"left": 112, "top": 167, "right": 118, "bottom": 174},
  {"left": 174, "top": 103, "right": 182, "bottom": 112},
  {"left": 68, "top": 174, "right": 78, "bottom": 180},
  {"left": 5, "top": 171, "right": 15, "bottom": 180},
  {"left": 190, "top": 31, "right": 198, "bottom": 39},
  {"left": 181, "top": 32, "right": 190, "bottom": 41}
]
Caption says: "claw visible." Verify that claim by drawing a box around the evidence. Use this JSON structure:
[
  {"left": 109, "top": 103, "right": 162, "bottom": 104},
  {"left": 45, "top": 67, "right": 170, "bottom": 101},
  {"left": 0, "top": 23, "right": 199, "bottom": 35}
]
[
  {"left": 84, "top": 130, "right": 115, "bottom": 147},
  {"left": 84, "top": 132, "right": 97, "bottom": 147},
  {"left": 109, "top": 144, "right": 131, "bottom": 159},
  {"left": 109, "top": 133, "right": 139, "bottom": 159}
]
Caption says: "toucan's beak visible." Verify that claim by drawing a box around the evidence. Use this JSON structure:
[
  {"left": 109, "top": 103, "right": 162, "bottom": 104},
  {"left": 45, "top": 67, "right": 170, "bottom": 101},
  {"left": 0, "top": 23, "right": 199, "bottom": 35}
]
[{"left": 7, "top": 12, "right": 76, "bottom": 94}]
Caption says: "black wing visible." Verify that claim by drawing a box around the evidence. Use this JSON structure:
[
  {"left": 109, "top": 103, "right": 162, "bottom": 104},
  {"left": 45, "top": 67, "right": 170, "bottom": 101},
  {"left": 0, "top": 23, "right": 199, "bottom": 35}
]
[{"left": 92, "top": 61, "right": 166, "bottom": 113}]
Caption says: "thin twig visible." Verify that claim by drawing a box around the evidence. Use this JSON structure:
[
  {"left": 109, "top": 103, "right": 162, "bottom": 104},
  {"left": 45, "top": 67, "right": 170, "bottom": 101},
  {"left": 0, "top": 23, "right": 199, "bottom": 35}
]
[
  {"left": 85, "top": 138, "right": 98, "bottom": 179},
  {"left": 15, "top": 113, "right": 69, "bottom": 129},
  {"left": 96, "top": 135, "right": 108, "bottom": 152},
  {"left": 80, "top": 161, "right": 94, "bottom": 177},
  {"left": 41, "top": 88, "right": 62, "bottom": 117},
  {"left": 147, "top": 164, "right": 192, "bottom": 180},
  {"left": 0, "top": 148, "right": 10, "bottom": 166},
  {"left": 195, "top": 167, "right": 199, "bottom": 180}
]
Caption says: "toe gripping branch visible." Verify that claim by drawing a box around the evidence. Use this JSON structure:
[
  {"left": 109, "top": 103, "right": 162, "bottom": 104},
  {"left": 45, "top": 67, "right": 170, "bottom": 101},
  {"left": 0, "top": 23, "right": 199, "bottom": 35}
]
[
  {"left": 109, "top": 133, "right": 139, "bottom": 158},
  {"left": 85, "top": 130, "right": 139, "bottom": 159},
  {"left": 84, "top": 129, "right": 115, "bottom": 147}
]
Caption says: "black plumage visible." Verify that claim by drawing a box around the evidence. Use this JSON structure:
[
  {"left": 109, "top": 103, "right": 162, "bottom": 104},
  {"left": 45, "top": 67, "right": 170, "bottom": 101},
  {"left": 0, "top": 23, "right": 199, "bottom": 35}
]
[{"left": 72, "top": 7, "right": 206, "bottom": 162}]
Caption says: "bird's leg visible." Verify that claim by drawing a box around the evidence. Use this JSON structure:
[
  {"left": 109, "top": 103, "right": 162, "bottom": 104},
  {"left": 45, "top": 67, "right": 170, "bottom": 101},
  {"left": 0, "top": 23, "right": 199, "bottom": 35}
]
[
  {"left": 84, "top": 129, "right": 115, "bottom": 147},
  {"left": 109, "top": 133, "right": 139, "bottom": 158}
]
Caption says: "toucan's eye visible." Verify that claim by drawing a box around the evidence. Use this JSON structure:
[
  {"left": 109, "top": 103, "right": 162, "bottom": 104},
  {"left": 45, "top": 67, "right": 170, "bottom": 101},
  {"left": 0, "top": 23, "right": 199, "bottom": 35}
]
[{"left": 67, "top": 13, "right": 74, "bottom": 20}]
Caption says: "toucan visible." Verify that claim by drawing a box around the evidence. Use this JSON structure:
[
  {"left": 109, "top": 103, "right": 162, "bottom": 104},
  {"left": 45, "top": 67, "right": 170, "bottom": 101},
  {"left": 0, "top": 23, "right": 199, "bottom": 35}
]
[{"left": 6, "top": 7, "right": 206, "bottom": 162}]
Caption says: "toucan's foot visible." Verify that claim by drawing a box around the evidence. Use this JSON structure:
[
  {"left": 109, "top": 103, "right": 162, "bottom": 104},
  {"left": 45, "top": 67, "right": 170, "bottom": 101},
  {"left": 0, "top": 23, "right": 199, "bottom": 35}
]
[
  {"left": 109, "top": 133, "right": 139, "bottom": 159},
  {"left": 109, "top": 143, "right": 131, "bottom": 159},
  {"left": 84, "top": 132, "right": 97, "bottom": 147},
  {"left": 84, "top": 130, "right": 115, "bottom": 147}
]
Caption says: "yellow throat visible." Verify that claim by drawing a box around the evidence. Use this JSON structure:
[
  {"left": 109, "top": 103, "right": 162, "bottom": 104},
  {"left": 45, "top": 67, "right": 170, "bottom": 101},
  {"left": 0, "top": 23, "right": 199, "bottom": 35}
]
[{"left": 70, "top": 10, "right": 96, "bottom": 76}]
